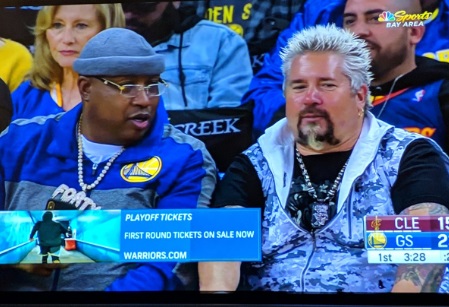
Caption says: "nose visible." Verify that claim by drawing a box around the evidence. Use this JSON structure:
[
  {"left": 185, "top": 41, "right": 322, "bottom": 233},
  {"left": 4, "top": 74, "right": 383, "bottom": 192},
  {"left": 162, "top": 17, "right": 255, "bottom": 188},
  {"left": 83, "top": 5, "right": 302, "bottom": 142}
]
[
  {"left": 303, "top": 86, "right": 322, "bottom": 105},
  {"left": 131, "top": 89, "right": 157, "bottom": 108},
  {"left": 61, "top": 27, "right": 76, "bottom": 44}
]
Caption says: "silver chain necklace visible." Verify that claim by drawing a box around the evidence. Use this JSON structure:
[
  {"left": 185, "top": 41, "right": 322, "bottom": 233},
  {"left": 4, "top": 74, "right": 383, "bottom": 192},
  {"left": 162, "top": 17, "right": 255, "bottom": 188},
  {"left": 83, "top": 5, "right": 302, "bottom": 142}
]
[
  {"left": 77, "top": 118, "right": 125, "bottom": 192},
  {"left": 295, "top": 148, "right": 348, "bottom": 228},
  {"left": 374, "top": 73, "right": 404, "bottom": 119}
]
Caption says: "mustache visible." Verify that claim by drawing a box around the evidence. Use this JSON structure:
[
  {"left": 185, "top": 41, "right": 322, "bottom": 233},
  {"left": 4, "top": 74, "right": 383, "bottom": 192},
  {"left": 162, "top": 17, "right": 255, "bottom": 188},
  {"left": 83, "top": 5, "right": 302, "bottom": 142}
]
[{"left": 298, "top": 107, "right": 329, "bottom": 119}]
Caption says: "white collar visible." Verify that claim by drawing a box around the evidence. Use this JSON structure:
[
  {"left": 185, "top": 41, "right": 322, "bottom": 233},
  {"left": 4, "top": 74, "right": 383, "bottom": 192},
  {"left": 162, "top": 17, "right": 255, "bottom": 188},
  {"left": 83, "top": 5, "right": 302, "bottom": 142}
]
[{"left": 81, "top": 135, "right": 123, "bottom": 164}]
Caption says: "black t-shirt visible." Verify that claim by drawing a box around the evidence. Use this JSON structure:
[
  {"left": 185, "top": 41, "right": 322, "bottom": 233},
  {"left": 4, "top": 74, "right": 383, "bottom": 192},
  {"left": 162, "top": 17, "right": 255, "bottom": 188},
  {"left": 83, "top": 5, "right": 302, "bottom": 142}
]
[
  {"left": 286, "top": 149, "right": 352, "bottom": 231},
  {"left": 212, "top": 139, "right": 449, "bottom": 230}
]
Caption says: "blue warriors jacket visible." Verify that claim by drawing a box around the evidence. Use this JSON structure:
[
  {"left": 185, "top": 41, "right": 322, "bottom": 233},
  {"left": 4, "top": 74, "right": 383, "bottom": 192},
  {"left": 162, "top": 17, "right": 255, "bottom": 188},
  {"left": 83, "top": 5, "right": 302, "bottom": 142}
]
[
  {"left": 0, "top": 102, "right": 217, "bottom": 291},
  {"left": 370, "top": 56, "right": 449, "bottom": 152},
  {"left": 11, "top": 80, "right": 65, "bottom": 121}
]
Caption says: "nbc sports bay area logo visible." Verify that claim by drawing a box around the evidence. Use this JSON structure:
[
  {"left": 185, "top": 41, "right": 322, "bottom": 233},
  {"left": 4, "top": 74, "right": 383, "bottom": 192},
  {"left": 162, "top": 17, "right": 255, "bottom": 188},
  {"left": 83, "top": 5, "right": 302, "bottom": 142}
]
[{"left": 378, "top": 10, "right": 432, "bottom": 27}]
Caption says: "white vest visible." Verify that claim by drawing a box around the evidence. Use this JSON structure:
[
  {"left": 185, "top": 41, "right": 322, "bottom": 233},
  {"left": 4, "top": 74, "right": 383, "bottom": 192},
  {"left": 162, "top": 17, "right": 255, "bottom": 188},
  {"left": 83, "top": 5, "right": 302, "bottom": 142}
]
[{"left": 243, "top": 114, "right": 448, "bottom": 292}]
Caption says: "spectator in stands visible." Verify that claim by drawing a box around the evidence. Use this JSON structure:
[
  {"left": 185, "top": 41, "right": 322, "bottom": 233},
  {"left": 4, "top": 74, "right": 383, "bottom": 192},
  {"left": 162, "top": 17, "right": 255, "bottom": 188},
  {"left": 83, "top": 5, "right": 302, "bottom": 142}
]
[
  {"left": 243, "top": 0, "right": 449, "bottom": 154},
  {"left": 241, "top": 0, "right": 346, "bottom": 138},
  {"left": 123, "top": 1, "right": 253, "bottom": 172},
  {"left": 11, "top": 4, "right": 125, "bottom": 121},
  {"left": 199, "top": 24, "right": 449, "bottom": 293},
  {"left": 343, "top": 0, "right": 449, "bottom": 152},
  {"left": 0, "top": 37, "right": 32, "bottom": 92},
  {"left": 0, "top": 27, "right": 216, "bottom": 291},
  {"left": 123, "top": 1, "right": 251, "bottom": 110},
  {"left": 180, "top": 0, "right": 305, "bottom": 73}
]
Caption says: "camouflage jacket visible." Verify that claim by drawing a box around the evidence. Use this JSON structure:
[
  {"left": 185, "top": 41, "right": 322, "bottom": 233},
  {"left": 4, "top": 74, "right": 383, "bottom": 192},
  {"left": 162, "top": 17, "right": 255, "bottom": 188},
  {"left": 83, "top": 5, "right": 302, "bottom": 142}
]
[{"left": 243, "top": 113, "right": 433, "bottom": 292}]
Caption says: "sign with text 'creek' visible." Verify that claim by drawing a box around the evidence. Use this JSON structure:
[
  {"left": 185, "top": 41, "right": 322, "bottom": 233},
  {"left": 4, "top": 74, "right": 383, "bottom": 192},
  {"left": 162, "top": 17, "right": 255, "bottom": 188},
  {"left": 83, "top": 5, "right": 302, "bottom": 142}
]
[{"left": 0, "top": 209, "right": 261, "bottom": 264}]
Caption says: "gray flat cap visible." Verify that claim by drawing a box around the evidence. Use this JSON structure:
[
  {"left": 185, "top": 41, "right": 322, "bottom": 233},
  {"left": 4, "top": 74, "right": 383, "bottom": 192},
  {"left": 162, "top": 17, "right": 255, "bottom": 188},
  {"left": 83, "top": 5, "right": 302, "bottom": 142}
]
[{"left": 73, "top": 27, "right": 165, "bottom": 76}]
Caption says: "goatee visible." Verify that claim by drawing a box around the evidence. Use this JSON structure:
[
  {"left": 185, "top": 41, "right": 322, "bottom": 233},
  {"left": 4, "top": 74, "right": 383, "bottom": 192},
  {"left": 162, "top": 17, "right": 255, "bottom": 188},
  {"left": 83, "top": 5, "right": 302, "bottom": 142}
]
[{"left": 296, "top": 107, "right": 339, "bottom": 150}]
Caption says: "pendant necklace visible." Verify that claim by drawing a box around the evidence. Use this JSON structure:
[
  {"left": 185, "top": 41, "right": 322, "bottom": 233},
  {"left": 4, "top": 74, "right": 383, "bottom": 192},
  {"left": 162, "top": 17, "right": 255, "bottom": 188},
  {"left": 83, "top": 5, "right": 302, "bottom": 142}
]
[
  {"left": 77, "top": 117, "right": 125, "bottom": 192},
  {"left": 374, "top": 73, "right": 404, "bottom": 119},
  {"left": 295, "top": 148, "right": 348, "bottom": 228}
]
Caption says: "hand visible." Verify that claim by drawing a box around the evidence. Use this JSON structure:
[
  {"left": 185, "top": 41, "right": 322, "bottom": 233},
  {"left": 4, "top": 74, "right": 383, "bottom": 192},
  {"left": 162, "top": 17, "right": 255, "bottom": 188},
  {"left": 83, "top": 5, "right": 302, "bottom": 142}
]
[
  {"left": 29, "top": 238, "right": 35, "bottom": 242},
  {"left": 10, "top": 263, "right": 69, "bottom": 276}
]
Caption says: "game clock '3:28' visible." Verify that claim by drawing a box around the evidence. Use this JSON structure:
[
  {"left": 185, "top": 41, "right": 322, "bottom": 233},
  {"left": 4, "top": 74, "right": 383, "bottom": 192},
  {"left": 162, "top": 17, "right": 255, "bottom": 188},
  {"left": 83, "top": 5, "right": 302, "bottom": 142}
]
[{"left": 403, "top": 252, "right": 426, "bottom": 262}]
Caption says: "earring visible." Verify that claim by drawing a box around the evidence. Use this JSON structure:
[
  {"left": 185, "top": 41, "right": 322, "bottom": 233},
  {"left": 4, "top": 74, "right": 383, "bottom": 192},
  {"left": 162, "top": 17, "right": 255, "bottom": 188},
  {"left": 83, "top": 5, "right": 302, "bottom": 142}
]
[{"left": 358, "top": 110, "right": 364, "bottom": 117}]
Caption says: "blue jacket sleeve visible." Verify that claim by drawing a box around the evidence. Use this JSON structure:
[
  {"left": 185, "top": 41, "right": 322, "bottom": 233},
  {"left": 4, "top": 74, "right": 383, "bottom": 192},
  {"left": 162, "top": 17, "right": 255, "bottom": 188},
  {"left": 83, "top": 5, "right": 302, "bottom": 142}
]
[{"left": 242, "top": 0, "right": 346, "bottom": 138}]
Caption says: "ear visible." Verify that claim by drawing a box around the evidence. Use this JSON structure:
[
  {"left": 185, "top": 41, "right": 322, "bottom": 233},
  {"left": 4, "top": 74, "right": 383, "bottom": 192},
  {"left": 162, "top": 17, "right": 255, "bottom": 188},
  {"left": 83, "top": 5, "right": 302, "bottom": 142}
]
[
  {"left": 356, "top": 84, "right": 368, "bottom": 111},
  {"left": 78, "top": 76, "right": 91, "bottom": 102},
  {"left": 409, "top": 24, "right": 425, "bottom": 45}
]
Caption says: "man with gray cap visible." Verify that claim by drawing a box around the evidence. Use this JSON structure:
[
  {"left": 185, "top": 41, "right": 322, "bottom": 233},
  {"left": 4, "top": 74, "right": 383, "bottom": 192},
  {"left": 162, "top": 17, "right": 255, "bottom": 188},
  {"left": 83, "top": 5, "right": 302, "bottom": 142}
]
[{"left": 0, "top": 28, "right": 217, "bottom": 291}]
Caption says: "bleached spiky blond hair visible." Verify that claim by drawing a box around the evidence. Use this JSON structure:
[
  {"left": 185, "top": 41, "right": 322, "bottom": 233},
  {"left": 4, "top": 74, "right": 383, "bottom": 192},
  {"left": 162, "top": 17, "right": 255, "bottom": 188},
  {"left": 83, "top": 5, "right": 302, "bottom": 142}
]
[{"left": 280, "top": 24, "right": 373, "bottom": 107}]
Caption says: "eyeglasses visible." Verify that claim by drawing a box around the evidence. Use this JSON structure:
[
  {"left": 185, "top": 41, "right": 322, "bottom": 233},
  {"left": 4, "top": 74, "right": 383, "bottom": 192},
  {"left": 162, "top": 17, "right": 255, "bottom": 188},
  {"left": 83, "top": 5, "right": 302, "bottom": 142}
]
[{"left": 93, "top": 77, "right": 168, "bottom": 98}]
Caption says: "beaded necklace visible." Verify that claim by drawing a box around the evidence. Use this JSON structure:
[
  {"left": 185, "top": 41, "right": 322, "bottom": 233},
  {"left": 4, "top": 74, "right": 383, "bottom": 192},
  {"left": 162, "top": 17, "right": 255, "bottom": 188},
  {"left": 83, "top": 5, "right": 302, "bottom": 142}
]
[
  {"left": 295, "top": 148, "right": 348, "bottom": 228},
  {"left": 77, "top": 118, "right": 125, "bottom": 192}
]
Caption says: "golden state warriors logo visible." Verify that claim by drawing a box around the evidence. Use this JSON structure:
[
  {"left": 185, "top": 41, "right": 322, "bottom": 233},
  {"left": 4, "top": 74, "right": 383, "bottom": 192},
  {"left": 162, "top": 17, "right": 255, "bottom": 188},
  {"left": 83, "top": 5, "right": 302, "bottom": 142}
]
[
  {"left": 367, "top": 232, "right": 387, "bottom": 249},
  {"left": 120, "top": 157, "right": 162, "bottom": 183}
]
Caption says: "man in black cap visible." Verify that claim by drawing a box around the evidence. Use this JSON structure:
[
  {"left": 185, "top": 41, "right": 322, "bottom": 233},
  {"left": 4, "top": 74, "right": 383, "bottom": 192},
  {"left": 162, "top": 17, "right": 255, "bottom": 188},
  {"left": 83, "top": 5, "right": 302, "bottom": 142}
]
[{"left": 0, "top": 27, "right": 216, "bottom": 291}]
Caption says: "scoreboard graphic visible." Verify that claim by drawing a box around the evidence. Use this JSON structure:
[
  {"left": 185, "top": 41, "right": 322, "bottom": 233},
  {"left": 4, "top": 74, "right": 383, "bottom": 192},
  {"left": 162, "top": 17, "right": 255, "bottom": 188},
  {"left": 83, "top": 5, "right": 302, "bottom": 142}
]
[{"left": 365, "top": 215, "right": 449, "bottom": 264}]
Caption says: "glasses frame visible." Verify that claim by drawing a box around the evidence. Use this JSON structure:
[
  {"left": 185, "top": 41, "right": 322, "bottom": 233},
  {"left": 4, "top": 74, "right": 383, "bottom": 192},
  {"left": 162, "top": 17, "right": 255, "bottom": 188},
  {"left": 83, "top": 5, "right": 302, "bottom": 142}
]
[{"left": 93, "top": 76, "right": 168, "bottom": 98}]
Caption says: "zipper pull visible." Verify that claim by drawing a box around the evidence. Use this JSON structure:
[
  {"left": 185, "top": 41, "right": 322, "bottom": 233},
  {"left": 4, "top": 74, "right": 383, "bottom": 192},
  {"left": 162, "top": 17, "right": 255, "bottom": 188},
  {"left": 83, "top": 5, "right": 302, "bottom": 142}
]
[{"left": 92, "top": 163, "right": 98, "bottom": 176}]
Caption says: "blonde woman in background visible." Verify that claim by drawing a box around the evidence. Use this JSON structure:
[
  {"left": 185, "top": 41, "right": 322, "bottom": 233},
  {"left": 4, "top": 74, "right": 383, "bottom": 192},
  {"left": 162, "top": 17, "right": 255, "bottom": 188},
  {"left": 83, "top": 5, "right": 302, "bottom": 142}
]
[
  {"left": 11, "top": 4, "right": 125, "bottom": 120},
  {"left": 0, "top": 37, "right": 33, "bottom": 92}
]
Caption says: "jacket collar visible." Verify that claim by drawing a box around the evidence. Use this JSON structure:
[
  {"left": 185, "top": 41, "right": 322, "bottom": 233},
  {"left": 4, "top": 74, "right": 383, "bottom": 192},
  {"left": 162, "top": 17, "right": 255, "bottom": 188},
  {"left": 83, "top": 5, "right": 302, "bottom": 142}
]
[
  {"left": 338, "top": 112, "right": 393, "bottom": 210},
  {"left": 154, "top": 29, "right": 192, "bottom": 50}
]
